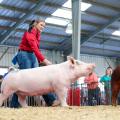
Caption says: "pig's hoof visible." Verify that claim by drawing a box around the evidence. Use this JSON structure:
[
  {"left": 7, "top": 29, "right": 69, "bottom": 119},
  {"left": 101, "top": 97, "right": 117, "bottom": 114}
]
[{"left": 61, "top": 104, "right": 69, "bottom": 107}]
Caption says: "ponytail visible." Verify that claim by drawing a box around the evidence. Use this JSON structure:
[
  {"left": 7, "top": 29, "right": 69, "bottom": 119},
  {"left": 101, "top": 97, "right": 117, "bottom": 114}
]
[{"left": 28, "top": 20, "right": 35, "bottom": 32}]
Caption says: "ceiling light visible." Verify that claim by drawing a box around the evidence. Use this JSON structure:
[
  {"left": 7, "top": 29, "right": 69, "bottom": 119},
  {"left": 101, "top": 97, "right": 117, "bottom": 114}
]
[
  {"left": 0, "top": 0, "right": 3, "bottom": 3},
  {"left": 52, "top": 9, "right": 72, "bottom": 19},
  {"left": 112, "top": 30, "right": 120, "bottom": 36},
  {"left": 81, "top": 2, "right": 92, "bottom": 11},
  {"left": 51, "top": 1, "right": 91, "bottom": 20},
  {"left": 45, "top": 18, "right": 69, "bottom": 26},
  {"left": 63, "top": 0, "right": 92, "bottom": 11}
]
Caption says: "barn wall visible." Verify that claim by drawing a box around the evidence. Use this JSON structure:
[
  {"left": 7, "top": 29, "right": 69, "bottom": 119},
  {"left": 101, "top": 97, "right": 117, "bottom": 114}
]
[
  {"left": 0, "top": 46, "right": 119, "bottom": 77},
  {"left": 73, "top": 54, "right": 117, "bottom": 77},
  {"left": 0, "top": 47, "right": 64, "bottom": 68}
]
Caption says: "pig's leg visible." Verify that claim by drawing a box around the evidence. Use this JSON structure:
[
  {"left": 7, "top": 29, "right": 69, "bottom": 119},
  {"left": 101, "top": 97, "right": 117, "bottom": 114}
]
[
  {"left": 0, "top": 88, "right": 15, "bottom": 106},
  {"left": 17, "top": 94, "right": 27, "bottom": 107},
  {"left": 0, "top": 93, "right": 9, "bottom": 106},
  {"left": 56, "top": 87, "right": 68, "bottom": 107},
  {"left": 112, "top": 85, "right": 120, "bottom": 106}
]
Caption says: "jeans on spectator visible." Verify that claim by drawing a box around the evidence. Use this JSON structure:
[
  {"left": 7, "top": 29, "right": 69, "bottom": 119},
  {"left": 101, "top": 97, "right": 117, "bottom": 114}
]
[
  {"left": 88, "top": 87, "right": 101, "bottom": 106},
  {"left": 104, "top": 86, "right": 111, "bottom": 105},
  {"left": 10, "top": 50, "right": 56, "bottom": 108}
]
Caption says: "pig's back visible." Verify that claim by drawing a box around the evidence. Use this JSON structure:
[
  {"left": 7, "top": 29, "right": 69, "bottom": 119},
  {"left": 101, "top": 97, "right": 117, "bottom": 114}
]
[{"left": 14, "top": 65, "right": 61, "bottom": 87}]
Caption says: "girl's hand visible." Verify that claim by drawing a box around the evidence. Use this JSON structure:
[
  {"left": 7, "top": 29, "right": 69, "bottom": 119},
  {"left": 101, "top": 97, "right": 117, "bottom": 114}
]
[{"left": 43, "top": 59, "right": 52, "bottom": 65}]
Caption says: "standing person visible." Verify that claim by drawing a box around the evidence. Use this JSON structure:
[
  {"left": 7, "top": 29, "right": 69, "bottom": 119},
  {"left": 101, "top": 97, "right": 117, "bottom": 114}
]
[
  {"left": 10, "top": 19, "right": 60, "bottom": 108},
  {"left": 84, "top": 72, "right": 100, "bottom": 106},
  {"left": 100, "top": 67, "right": 112, "bottom": 105}
]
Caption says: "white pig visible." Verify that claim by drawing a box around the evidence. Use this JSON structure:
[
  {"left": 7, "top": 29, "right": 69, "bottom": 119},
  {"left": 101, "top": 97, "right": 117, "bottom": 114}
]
[{"left": 0, "top": 56, "right": 95, "bottom": 107}]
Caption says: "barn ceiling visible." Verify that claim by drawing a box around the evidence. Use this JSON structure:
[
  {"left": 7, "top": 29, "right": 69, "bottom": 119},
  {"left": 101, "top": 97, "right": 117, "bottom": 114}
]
[{"left": 0, "top": 0, "right": 120, "bottom": 58}]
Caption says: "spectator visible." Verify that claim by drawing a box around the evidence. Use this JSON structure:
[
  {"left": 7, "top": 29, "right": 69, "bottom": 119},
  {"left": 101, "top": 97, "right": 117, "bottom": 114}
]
[
  {"left": 100, "top": 67, "right": 112, "bottom": 105},
  {"left": 84, "top": 72, "right": 101, "bottom": 106}
]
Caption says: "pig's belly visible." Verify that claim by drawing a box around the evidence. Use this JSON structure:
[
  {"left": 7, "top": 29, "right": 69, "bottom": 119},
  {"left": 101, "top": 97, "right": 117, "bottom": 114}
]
[{"left": 16, "top": 87, "right": 54, "bottom": 96}]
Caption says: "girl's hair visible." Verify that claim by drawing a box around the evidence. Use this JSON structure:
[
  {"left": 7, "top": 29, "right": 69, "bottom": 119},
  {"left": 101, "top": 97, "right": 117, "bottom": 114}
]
[{"left": 28, "top": 19, "right": 45, "bottom": 32}]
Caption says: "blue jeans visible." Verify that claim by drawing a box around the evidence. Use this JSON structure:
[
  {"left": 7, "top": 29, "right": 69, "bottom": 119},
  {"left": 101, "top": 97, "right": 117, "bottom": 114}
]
[{"left": 10, "top": 51, "right": 56, "bottom": 107}]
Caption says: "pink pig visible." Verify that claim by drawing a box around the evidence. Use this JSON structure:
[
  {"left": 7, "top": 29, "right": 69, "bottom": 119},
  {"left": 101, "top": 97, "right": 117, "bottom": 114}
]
[{"left": 0, "top": 56, "right": 95, "bottom": 107}]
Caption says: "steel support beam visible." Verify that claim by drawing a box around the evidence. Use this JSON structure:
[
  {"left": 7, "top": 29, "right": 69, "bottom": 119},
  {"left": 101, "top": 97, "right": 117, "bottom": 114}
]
[
  {"left": 0, "top": 47, "right": 9, "bottom": 61},
  {"left": 71, "top": 0, "right": 81, "bottom": 60},
  {"left": 0, "top": 0, "right": 48, "bottom": 44}
]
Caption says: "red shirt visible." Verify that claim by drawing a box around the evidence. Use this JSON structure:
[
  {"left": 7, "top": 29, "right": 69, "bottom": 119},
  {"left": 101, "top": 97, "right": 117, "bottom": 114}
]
[
  {"left": 84, "top": 73, "right": 98, "bottom": 89},
  {"left": 19, "top": 28, "right": 45, "bottom": 62}
]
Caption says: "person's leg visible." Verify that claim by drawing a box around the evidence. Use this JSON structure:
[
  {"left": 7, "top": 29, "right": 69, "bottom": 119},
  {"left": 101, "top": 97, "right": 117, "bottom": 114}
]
[
  {"left": 42, "top": 93, "right": 56, "bottom": 106},
  {"left": 105, "top": 87, "right": 109, "bottom": 105},
  {"left": 91, "top": 89, "right": 96, "bottom": 106},
  {"left": 10, "top": 94, "right": 20, "bottom": 108},
  {"left": 31, "top": 53, "right": 39, "bottom": 68},
  {"left": 107, "top": 87, "right": 111, "bottom": 105},
  {"left": 94, "top": 87, "right": 101, "bottom": 105},
  {"left": 88, "top": 89, "right": 93, "bottom": 106}
]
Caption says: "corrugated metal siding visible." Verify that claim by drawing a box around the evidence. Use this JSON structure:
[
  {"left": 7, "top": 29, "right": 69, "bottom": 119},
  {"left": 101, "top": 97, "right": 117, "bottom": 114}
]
[
  {"left": 81, "top": 24, "right": 97, "bottom": 31},
  {"left": 41, "top": 35, "right": 63, "bottom": 43},
  {"left": 81, "top": 14, "right": 109, "bottom": 25},
  {"left": 39, "top": 5, "right": 56, "bottom": 14},
  {"left": 0, "top": 19, "right": 11, "bottom": 26},
  {"left": 44, "top": 27, "right": 66, "bottom": 35},
  {"left": 90, "top": 5, "right": 119, "bottom": 16},
  {"left": 80, "top": 54, "right": 117, "bottom": 77},
  {"left": 0, "top": 9, "right": 19, "bottom": 17},
  {"left": 2, "top": 0, "right": 33, "bottom": 9},
  {"left": 0, "top": 46, "right": 118, "bottom": 77},
  {"left": 0, "top": 47, "right": 64, "bottom": 67},
  {"left": 97, "top": 0, "right": 120, "bottom": 8}
]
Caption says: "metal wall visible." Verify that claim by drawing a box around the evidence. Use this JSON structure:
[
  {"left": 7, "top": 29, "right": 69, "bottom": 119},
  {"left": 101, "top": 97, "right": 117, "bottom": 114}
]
[
  {"left": 0, "top": 46, "right": 119, "bottom": 77},
  {"left": 80, "top": 54, "right": 117, "bottom": 77},
  {"left": 0, "top": 46, "right": 64, "bottom": 68}
]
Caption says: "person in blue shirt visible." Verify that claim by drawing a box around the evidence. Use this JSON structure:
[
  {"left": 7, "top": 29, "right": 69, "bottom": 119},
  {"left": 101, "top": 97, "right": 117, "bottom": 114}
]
[{"left": 100, "top": 67, "right": 113, "bottom": 105}]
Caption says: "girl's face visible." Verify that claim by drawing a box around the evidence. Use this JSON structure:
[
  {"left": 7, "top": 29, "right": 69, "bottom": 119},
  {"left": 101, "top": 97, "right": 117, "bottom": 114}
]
[
  {"left": 35, "top": 21, "right": 45, "bottom": 32},
  {"left": 106, "top": 68, "right": 112, "bottom": 76}
]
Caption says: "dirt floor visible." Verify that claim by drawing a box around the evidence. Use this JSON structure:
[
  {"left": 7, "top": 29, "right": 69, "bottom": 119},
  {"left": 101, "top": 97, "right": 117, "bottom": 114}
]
[{"left": 0, "top": 106, "right": 120, "bottom": 120}]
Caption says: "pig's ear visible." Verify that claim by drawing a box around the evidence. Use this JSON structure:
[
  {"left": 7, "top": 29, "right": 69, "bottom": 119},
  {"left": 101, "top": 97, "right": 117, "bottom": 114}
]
[{"left": 67, "top": 56, "right": 75, "bottom": 64}]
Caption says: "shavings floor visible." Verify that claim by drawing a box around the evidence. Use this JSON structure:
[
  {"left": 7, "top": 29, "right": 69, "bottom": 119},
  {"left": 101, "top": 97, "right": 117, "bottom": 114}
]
[{"left": 0, "top": 106, "right": 120, "bottom": 120}]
